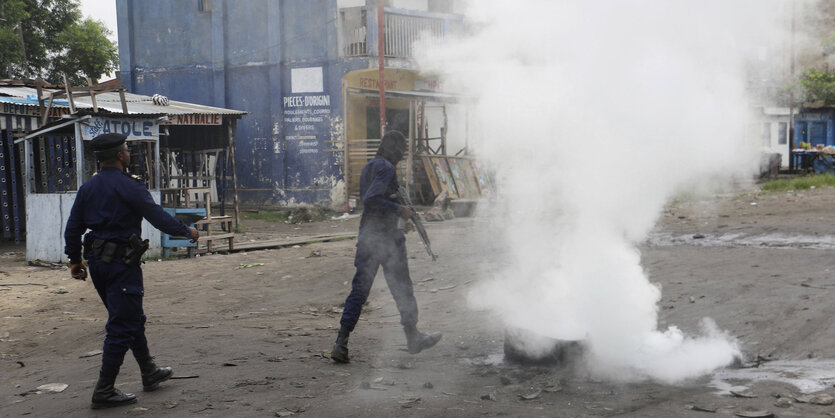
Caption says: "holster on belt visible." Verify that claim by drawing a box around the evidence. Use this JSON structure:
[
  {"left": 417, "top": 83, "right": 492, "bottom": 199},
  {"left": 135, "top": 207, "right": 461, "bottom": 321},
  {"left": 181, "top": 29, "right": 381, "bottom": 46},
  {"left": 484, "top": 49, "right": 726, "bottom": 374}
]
[
  {"left": 91, "top": 239, "right": 120, "bottom": 263},
  {"left": 123, "top": 234, "right": 149, "bottom": 267},
  {"left": 82, "top": 232, "right": 93, "bottom": 256},
  {"left": 86, "top": 234, "right": 147, "bottom": 266}
]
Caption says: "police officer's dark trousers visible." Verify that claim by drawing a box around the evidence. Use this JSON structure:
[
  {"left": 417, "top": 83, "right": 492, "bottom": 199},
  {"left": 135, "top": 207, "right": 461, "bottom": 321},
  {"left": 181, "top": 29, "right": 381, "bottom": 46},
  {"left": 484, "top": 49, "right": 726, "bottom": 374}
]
[
  {"left": 88, "top": 254, "right": 150, "bottom": 374},
  {"left": 340, "top": 230, "right": 418, "bottom": 331}
]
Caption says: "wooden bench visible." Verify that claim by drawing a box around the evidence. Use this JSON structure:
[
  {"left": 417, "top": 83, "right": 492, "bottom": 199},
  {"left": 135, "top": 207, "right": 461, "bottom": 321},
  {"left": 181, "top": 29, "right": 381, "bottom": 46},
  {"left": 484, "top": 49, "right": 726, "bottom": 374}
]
[{"left": 161, "top": 187, "right": 235, "bottom": 255}]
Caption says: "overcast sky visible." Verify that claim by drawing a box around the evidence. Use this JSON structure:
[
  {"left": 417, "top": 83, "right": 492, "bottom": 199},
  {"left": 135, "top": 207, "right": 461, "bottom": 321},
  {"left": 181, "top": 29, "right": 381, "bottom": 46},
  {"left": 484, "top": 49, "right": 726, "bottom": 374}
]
[{"left": 78, "top": 0, "right": 118, "bottom": 42}]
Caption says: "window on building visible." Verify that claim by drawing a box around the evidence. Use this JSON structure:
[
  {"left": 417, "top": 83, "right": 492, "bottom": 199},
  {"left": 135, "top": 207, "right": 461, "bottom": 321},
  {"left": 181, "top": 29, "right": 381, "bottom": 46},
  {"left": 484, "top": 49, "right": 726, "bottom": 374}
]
[
  {"left": 762, "top": 122, "right": 771, "bottom": 147},
  {"left": 198, "top": 0, "right": 210, "bottom": 12},
  {"left": 778, "top": 122, "right": 787, "bottom": 145}
]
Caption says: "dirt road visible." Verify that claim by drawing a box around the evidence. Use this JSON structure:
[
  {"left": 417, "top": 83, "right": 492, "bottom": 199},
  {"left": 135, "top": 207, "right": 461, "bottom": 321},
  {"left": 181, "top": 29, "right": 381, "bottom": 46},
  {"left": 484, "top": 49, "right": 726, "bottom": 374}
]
[{"left": 2, "top": 185, "right": 835, "bottom": 417}]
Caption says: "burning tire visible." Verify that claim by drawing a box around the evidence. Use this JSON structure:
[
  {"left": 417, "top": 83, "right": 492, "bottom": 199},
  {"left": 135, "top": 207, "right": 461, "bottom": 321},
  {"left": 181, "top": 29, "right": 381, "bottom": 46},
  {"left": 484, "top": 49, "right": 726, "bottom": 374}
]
[{"left": 503, "top": 327, "right": 585, "bottom": 367}]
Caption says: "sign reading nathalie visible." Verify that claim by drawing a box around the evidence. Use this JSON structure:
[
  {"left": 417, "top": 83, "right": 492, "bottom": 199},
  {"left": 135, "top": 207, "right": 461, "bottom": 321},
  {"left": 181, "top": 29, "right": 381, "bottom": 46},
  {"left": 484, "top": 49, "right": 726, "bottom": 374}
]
[{"left": 80, "top": 117, "right": 159, "bottom": 141}]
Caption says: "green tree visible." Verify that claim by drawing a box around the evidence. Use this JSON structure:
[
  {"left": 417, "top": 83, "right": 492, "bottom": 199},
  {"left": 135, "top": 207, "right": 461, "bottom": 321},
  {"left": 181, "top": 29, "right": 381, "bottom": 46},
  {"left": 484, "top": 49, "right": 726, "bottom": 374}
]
[
  {"left": 800, "top": 67, "right": 835, "bottom": 105},
  {"left": 0, "top": 0, "right": 31, "bottom": 76},
  {"left": 51, "top": 18, "right": 118, "bottom": 85},
  {"left": 0, "top": 0, "right": 117, "bottom": 84}
]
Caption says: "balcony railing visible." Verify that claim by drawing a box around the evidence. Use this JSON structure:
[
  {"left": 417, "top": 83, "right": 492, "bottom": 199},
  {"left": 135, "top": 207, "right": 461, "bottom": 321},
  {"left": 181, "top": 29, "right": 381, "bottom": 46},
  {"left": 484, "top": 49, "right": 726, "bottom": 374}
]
[{"left": 341, "top": 7, "right": 460, "bottom": 59}]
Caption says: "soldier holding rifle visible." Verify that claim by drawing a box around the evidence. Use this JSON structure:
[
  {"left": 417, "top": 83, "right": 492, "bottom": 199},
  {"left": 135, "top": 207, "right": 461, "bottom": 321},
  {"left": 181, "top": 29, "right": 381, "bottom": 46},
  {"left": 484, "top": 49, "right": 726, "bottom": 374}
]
[{"left": 331, "top": 130, "right": 441, "bottom": 363}]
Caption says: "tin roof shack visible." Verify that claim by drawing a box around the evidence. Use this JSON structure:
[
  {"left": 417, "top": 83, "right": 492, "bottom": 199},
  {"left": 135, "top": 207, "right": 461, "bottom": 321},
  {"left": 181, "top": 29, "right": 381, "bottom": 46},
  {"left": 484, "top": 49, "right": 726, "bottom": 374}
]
[
  {"left": 11, "top": 81, "right": 245, "bottom": 263},
  {"left": 0, "top": 81, "right": 73, "bottom": 243}
]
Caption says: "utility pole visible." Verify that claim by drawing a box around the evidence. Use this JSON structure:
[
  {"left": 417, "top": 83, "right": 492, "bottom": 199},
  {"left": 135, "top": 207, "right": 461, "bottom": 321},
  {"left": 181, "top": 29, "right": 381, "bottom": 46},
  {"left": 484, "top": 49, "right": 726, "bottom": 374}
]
[
  {"left": 17, "top": 22, "right": 28, "bottom": 78},
  {"left": 789, "top": 0, "right": 796, "bottom": 172},
  {"left": 377, "top": 0, "right": 386, "bottom": 136}
]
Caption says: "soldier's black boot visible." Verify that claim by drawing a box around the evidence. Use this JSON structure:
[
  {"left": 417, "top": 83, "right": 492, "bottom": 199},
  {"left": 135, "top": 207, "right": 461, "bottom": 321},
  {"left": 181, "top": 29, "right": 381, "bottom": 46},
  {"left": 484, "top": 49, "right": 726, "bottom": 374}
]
[
  {"left": 331, "top": 326, "right": 350, "bottom": 363},
  {"left": 136, "top": 355, "right": 173, "bottom": 392},
  {"left": 404, "top": 324, "right": 442, "bottom": 354},
  {"left": 90, "top": 369, "right": 137, "bottom": 409}
]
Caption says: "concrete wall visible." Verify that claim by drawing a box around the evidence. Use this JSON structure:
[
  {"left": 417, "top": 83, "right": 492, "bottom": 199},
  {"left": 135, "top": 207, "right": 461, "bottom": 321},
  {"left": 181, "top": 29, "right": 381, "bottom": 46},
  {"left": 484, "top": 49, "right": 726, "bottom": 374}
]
[{"left": 118, "top": 0, "right": 347, "bottom": 207}]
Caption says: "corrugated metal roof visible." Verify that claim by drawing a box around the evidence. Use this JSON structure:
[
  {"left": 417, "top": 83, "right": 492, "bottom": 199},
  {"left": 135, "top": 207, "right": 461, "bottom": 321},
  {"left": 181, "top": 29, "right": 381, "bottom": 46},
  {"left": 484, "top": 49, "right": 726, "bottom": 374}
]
[
  {"left": 0, "top": 85, "right": 246, "bottom": 116},
  {"left": 345, "top": 87, "right": 469, "bottom": 103},
  {"left": 0, "top": 86, "right": 42, "bottom": 98},
  {"left": 73, "top": 92, "right": 246, "bottom": 116}
]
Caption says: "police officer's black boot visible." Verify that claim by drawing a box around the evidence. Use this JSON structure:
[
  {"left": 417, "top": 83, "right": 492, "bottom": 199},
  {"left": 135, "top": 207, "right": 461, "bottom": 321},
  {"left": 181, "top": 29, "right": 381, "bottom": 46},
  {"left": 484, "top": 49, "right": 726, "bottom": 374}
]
[
  {"left": 331, "top": 326, "right": 350, "bottom": 363},
  {"left": 404, "top": 324, "right": 442, "bottom": 354},
  {"left": 91, "top": 369, "right": 137, "bottom": 409},
  {"left": 136, "top": 355, "right": 173, "bottom": 392}
]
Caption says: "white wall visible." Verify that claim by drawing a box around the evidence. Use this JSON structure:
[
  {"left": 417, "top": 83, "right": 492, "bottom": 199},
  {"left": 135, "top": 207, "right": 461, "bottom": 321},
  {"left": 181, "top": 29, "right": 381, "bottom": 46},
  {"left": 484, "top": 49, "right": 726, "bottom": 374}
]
[
  {"left": 393, "top": 0, "right": 428, "bottom": 10},
  {"left": 754, "top": 108, "right": 792, "bottom": 168},
  {"left": 27, "top": 191, "right": 163, "bottom": 263},
  {"left": 337, "top": 0, "right": 366, "bottom": 8}
]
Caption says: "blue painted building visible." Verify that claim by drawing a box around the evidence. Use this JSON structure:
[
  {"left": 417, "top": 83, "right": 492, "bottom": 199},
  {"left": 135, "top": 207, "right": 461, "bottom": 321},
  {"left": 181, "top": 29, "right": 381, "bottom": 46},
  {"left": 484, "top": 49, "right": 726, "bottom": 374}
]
[
  {"left": 117, "top": 0, "right": 464, "bottom": 207},
  {"left": 794, "top": 107, "right": 835, "bottom": 148}
]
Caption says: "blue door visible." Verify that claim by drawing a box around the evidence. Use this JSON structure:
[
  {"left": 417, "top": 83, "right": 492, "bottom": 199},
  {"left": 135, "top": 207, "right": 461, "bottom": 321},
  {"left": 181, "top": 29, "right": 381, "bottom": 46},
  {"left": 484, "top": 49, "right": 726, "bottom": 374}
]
[
  {"left": 810, "top": 122, "right": 826, "bottom": 146},
  {"left": 795, "top": 121, "right": 808, "bottom": 145}
]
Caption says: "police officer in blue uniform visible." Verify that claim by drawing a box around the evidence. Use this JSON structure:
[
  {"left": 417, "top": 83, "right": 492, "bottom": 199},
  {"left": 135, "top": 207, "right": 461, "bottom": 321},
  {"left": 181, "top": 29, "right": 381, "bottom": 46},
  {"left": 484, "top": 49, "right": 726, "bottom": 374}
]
[
  {"left": 331, "top": 130, "right": 441, "bottom": 363},
  {"left": 64, "top": 133, "right": 199, "bottom": 409}
]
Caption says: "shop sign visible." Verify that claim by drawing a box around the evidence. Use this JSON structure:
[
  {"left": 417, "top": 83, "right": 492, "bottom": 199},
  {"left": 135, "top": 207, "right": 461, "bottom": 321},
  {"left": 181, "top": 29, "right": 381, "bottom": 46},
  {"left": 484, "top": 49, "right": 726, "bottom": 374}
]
[
  {"left": 80, "top": 117, "right": 158, "bottom": 141},
  {"left": 163, "top": 114, "right": 223, "bottom": 125},
  {"left": 415, "top": 77, "right": 442, "bottom": 92},
  {"left": 1, "top": 102, "right": 71, "bottom": 118}
]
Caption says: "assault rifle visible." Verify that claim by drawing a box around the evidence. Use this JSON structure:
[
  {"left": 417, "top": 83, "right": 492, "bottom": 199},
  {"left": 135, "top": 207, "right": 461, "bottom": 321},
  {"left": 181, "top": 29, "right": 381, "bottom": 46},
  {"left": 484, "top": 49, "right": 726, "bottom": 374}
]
[{"left": 398, "top": 186, "right": 438, "bottom": 261}]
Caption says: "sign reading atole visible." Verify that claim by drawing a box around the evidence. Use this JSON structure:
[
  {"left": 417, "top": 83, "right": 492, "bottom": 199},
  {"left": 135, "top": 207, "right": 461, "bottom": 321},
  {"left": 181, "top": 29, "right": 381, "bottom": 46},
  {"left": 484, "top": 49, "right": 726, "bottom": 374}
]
[{"left": 80, "top": 117, "right": 159, "bottom": 141}]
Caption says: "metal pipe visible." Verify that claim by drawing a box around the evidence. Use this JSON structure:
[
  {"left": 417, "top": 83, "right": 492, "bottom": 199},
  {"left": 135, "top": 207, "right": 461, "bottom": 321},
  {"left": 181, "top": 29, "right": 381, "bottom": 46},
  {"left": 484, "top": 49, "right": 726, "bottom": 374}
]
[{"left": 377, "top": 0, "right": 386, "bottom": 136}]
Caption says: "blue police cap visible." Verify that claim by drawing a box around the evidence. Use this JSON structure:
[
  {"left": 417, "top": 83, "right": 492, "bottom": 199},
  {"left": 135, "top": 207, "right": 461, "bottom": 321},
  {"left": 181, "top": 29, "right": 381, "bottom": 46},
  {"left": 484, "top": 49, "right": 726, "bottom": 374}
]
[{"left": 90, "top": 133, "right": 127, "bottom": 152}]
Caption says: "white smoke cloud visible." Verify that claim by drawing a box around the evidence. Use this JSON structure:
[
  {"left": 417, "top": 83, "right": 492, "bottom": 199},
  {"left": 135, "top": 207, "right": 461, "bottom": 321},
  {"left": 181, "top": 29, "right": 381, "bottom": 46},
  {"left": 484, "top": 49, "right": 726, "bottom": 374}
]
[{"left": 414, "top": 0, "right": 789, "bottom": 382}]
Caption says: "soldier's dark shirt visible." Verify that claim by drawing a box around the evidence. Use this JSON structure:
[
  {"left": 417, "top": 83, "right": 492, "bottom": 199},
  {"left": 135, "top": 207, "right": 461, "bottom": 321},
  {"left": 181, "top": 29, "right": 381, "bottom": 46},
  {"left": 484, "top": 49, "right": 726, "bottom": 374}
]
[
  {"left": 358, "top": 157, "right": 402, "bottom": 236},
  {"left": 64, "top": 167, "right": 190, "bottom": 263}
]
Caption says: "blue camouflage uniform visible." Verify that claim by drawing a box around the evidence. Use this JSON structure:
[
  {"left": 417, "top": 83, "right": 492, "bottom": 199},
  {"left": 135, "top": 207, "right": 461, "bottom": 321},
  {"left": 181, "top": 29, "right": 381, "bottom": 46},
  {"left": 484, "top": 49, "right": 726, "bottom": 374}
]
[
  {"left": 339, "top": 157, "right": 418, "bottom": 331},
  {"left": 64, "top": 167, "right": 190, "bottom": 374}
]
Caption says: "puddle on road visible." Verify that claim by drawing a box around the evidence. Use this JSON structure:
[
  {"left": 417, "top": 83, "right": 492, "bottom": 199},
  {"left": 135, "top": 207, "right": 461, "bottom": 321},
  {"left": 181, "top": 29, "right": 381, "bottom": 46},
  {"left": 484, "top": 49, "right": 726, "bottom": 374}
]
[
  {"left": 710, "top": 359, "right": 835, "bottom": 394},
  {"left": 647, "top": 232, "right": 835, "bottom": 250}
]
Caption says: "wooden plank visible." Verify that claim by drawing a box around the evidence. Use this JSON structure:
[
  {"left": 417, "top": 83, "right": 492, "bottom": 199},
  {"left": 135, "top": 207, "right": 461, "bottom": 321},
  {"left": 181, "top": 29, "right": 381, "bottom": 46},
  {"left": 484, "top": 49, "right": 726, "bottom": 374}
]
[
  {"left": 422, "top": 156, "right": 441, "bottom": 195},
  {"left": 447, "top": 157, "right": 475, "bottom": 199},
  {"left": 197, "top": 233, "right": 235, "bottom": 242},
  {"left": 458, "top": 158, "right": 481, "bottom": 198},
  {"left": 194, "top": 215, "right": 232, "bottom": 225},
  {"left": 61, "top": 73, "right": 76, "bottom": 113},
  {"left": 426, "top": 156, "right": 458, "bottom": 198},
  {"left": 471, "top": 159, "right": 495, "bottom": 198},
  {"left": 86, "top": 77, "right": 98, "bottom": 113},
  {"left": 230, "top": 232, "right": 357, "bottom": 252}
]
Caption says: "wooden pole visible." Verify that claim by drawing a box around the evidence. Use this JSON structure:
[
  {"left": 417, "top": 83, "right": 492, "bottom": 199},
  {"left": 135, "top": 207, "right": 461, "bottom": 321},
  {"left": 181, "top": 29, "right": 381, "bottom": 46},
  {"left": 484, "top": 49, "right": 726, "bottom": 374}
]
[
  {"left": 86, "top": 77, "right": 98, "bottom": 113},
  {"left": 62, "top": 74, "right": 75, "bottom": 113},
  {"left": 377, "top": 0, "right": 386, "bottom": 136},
  {"left": 227, "top": 119, "right": 241, "bottom": 228}
]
